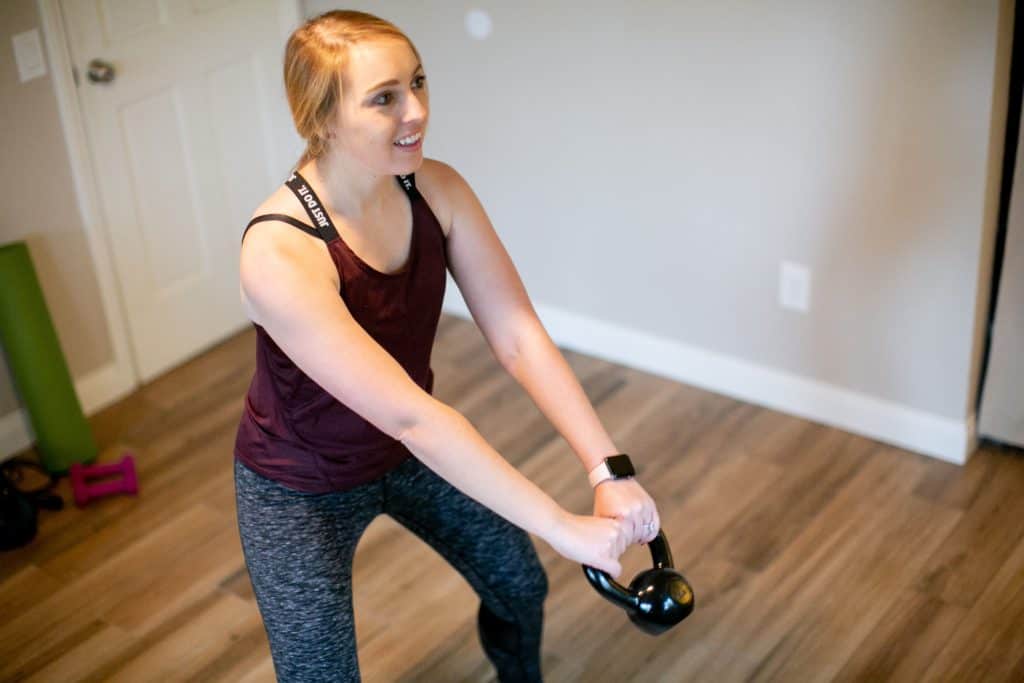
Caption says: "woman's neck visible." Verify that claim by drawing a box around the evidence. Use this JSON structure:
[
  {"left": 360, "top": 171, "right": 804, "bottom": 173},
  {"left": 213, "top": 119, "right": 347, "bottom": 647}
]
[{"left": 301, "top": 154, "right": 395, "bottom": 219}]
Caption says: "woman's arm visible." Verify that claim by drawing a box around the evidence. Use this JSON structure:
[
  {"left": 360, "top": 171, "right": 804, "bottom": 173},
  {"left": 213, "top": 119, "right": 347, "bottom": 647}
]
[
  {"left": 398, "top": 397, "right": 569, "bottom": 537},
  {"left": 499, "top": 319, "right": 661, "bottom": 545},
  {"left": 431, "top": 160, "right": 660, "bottom": 544},
  {"left": 500, "top": 319, "right": 619, "bottom": 472}
]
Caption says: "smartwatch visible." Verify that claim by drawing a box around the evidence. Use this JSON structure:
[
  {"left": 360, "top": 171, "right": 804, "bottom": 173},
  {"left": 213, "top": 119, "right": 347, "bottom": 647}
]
[{"left": 587, "top": 453, "right": 636, "bottom": 487}]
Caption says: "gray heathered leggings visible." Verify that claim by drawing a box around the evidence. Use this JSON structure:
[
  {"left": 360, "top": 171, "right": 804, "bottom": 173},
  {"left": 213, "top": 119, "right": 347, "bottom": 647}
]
[{"left": 234, "top": 456, "right": 549, "bottom": 682}]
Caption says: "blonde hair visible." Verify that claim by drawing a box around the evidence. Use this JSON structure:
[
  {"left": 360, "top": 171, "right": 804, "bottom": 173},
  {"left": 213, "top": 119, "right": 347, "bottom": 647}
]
[{"left": 284, "top": 10, "right": 422, "bottom": 168}]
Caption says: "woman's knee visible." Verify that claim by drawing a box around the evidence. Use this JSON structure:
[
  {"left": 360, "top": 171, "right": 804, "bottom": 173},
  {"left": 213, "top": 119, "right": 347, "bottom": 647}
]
[
  {"left": 524, "top": 561, "right": 549, "bottom": 604},
  {"left": 503, "top": 545, "right": 548, "bottom": 607},
  {"left": 476, "top": 536, "right": 548, "bottom": 619}
]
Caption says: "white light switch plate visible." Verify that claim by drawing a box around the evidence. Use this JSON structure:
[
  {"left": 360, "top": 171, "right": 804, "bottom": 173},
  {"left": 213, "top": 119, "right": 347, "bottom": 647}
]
[{"left": 13, "top": 28, "right": 47, "bottom": 83}]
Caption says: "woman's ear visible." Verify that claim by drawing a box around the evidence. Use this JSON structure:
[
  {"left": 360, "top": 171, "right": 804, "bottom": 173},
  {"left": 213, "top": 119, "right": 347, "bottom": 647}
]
[{"left": 318, "top": 115, "right": 336, "bottom": 141}]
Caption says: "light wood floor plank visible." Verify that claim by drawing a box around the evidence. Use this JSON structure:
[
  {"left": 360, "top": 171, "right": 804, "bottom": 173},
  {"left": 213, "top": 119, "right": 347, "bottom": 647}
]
[
  {"left": 832, "top": 589, "right": 970, "bottom": 682},
  {"left": 921, "top": 531, "right": 1024, "bottom": 681},
  {"left": 21, "top": 623, "right": 136, "bottom": 683},
  {"left": 913, "top": 450, "right": 1024, "bottom": 607},
  {"left": 103, "top": 592, "right": 262, "bottom": 683}
]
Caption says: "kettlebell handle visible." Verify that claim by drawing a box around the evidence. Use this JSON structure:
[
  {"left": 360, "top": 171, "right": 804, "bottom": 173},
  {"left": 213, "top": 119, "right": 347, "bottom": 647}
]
[{"left": 582, "top": 529, "right": 674, "bottom": 609}]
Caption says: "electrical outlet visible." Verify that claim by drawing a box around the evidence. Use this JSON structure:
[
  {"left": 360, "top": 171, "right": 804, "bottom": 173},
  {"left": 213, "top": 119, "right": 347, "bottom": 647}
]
[{"left": 779, "top": 261, "right": 811, "bottom": 312}]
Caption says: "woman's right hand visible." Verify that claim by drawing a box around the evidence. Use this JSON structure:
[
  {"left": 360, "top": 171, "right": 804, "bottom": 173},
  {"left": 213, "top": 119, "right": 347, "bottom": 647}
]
[{"left": 547, "top": 512, "right": 630, "bottom": 578}]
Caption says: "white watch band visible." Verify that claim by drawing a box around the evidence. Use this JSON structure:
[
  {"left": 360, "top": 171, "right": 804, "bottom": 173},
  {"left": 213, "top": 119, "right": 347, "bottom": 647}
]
[{"left": 588, "top": 461, "right": 613, "bottom": 487}]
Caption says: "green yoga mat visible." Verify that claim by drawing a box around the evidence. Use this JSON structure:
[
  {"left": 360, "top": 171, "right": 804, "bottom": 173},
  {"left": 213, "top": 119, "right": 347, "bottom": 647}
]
[{"left": 0, "top": 241, "right": 97, "bottom": 473}]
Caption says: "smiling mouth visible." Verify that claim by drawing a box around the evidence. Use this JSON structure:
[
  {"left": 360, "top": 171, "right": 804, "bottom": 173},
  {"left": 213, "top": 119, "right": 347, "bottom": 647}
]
[{"left": 394, "top": 132, "right": 423, "bottom": 147}]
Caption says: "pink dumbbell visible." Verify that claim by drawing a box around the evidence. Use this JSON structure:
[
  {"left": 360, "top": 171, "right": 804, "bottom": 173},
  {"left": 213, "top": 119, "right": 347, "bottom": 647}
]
[{"left": 69, "top": 454, "right": 139, "bottom": 507}]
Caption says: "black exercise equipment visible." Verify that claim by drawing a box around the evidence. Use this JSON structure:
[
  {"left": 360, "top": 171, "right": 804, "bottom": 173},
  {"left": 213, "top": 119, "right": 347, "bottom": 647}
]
[{"left": 582, "top": 530, "right": 694, "bottom": 635}]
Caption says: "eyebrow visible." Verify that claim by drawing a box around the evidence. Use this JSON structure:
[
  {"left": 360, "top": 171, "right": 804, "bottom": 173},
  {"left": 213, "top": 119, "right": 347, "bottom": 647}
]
[{"left": 365, "top": 64, "right": 424, "bottom": 95}]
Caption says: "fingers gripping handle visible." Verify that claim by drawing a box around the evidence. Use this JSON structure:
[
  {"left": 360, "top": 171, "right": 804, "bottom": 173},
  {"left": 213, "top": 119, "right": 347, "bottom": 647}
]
[{"left": 581, "top": 530, "right": 673, "bottom": 609}]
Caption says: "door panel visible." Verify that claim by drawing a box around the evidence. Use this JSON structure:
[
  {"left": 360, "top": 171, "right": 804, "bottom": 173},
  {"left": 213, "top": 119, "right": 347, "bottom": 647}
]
[{"left": 60, "top": 0, "right": 301, "bottom": 381}]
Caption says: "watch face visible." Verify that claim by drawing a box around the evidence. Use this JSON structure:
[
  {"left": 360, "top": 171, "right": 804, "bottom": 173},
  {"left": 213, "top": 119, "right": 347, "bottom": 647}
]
[{"left": 607, "top": 454, "right": 636, "bottom": 477}]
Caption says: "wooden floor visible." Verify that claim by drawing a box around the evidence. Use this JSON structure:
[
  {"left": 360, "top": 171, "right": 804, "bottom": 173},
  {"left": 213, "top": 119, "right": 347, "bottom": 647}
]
[{"left": 2, "top": 313, "right": 1023, "bottom": 682}]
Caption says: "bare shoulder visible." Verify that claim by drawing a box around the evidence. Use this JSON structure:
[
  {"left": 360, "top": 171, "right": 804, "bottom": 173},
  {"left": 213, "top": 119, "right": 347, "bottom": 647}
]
[
  {"left": 240, "top": 186, "right": 338, "bottom": 315},
  {"left": 414, "top": 157, "right": 476, "bottom": 238},
  {"left": 243, "top": 184, "right": 323, "bottom": 258}
]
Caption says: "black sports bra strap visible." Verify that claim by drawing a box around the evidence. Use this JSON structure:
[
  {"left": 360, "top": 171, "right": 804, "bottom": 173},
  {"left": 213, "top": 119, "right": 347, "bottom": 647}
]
[
  {"left": 397, "top": 173, "right": 420, "bottom": 200},
  {"left": 284, "top": 171, "right": 340, "bottom": 242},
  {"left": 242, "top": 214, "right": 320, "bottom": 243}
]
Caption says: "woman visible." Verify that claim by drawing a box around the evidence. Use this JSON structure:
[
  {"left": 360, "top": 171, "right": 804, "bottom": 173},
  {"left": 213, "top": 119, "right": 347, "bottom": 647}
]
[{"left": 234, "top": 9, "right": 661, "bottom": 682}]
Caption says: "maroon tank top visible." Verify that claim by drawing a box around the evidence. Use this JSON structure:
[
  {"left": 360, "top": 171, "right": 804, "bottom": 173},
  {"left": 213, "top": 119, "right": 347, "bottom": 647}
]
[{"left": 234, "top": 170, "right": 447, "bottom": 492}]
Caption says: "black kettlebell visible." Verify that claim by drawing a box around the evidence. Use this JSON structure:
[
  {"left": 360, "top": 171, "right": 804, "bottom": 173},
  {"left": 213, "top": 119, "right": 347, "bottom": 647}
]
[{"left": 582, "top": 530, "right": 694, "bottom": 635}]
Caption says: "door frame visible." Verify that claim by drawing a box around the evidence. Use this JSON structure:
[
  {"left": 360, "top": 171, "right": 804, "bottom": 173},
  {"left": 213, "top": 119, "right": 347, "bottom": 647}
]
[{"left": 35, "top": 0, "right": 302, "bottom": 411}]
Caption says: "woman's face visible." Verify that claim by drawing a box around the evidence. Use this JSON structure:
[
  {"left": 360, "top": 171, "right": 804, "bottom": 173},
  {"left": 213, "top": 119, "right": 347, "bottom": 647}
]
[{"left": 329, "top": 38, "right": 429, "bottom": 177}]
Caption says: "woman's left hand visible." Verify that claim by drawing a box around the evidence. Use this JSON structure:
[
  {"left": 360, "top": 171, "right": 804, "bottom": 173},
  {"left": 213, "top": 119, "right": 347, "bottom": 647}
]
[{"left": 593, "top": 478, "right": 660, "bottom": 545}]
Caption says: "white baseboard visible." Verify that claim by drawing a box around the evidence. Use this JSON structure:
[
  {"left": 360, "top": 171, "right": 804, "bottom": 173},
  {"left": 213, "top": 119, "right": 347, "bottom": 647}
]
[
  {"left": 442, "top": 287, "right": 976, "bottom": 465},
  {"left": 0, "top": 356, "right": 136, "bottom": 463}
]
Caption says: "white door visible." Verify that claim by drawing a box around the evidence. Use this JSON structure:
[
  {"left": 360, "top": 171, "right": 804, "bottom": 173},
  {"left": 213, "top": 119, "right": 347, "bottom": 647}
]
[
  {"left": 60, "top": 0, "right": 302, "bottom": 381},
  {"left": 978, "top": 90, "right": 1024, "bottom": 448}
]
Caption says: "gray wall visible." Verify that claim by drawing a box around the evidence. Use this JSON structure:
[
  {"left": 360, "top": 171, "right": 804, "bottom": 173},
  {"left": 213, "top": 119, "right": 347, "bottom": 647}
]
[
  {"left": 306, "top": 0, "right": 1009, "bottom": 422},
  {"left": 0, "top": 1, "right": 1010, "bottom": 437},
  {"left": 0, "top": 0, "right": 111, "bottom": 416}
]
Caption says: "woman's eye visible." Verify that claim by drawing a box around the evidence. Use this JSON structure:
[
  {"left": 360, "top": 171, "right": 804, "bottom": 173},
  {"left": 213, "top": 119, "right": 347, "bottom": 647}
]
[{"left": 373, "top": 77, "right": 425, "bottom": 106}]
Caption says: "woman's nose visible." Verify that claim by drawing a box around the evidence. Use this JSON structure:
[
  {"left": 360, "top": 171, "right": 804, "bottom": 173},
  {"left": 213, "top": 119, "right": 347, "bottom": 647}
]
[{"left": 405, "top": 93, "right": 427, "bottom": 123}]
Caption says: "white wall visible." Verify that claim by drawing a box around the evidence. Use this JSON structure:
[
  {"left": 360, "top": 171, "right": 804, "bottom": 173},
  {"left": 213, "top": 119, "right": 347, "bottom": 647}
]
[{"left": 302, "top": 0, "right": 1012, "bottom": 460}]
